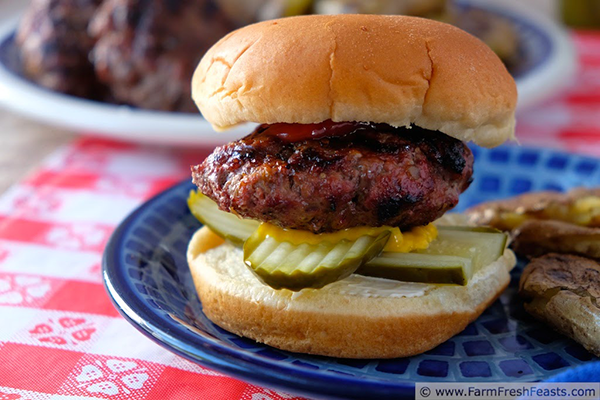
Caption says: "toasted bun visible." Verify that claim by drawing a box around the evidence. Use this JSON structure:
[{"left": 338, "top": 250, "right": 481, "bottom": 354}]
[
  {"left": 187, "top": 227, "right": 516, "bottom": 358},
  {"left": 192, "top": 15, "right": 517, "bottom": 148}
]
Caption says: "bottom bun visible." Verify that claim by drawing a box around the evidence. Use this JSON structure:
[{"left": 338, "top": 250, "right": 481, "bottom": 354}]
[{"left": 187, "top": 228, "right": 516, "bottom": 359}]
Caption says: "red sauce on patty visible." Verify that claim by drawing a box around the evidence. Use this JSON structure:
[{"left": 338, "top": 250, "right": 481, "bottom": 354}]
[{"left": 260, "top": 120, "right": 371, "bottom": 142}]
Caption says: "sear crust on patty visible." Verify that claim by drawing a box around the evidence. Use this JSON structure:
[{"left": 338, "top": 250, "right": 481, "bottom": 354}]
[
  {"left": 192, "top": 123, "right": 474, "bottom": 233},
  {"left": 89, "top": 0, "right": 236, "bottom": 112},
  {"left": 16, "top": 0, "right": 103, "bottom": 99}
]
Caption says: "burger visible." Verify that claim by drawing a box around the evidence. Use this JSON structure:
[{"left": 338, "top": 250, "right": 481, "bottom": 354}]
[{"left": 186, "top": 14, "right": 518, "bottom": 358}]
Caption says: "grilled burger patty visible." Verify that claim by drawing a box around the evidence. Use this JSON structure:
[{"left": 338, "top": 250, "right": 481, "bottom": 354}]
[{"left": 193, "top": 122, "right": 474, "bottom": 233}]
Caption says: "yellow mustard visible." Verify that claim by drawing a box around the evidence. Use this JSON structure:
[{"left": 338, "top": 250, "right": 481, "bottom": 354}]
[
  {"left": 258, "top": 222, "right": 438, "bottom": 253},
  {"left": 383, "top": 224, "right": 438, "bottom": 253}
]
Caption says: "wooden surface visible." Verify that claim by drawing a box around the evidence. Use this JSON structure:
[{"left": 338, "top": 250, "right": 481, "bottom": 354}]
[{"left": 0, "top": 109, "right": 76, "bottom": 194}]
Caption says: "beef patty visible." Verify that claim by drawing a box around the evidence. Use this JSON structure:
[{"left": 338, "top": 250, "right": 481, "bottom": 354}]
[
  {"left": 193, "top": 122, "right": 474, "bottom": 233},
  {"left": 16, "top": 0, "right": 102, "bottom": 99},
  {"left": 89, "top": 0, "right": 236, "bottom": 112}
]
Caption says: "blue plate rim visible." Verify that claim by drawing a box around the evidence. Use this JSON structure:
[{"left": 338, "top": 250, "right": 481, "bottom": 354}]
[
  {"left": 102, "top": 179, "right": 416, "bottom": 400},
  {"left": 454, "top": 0, "right": 553, "bottom": 79},
  {"left": 102, "top": 144, "right": 600, "bottom": 399}
]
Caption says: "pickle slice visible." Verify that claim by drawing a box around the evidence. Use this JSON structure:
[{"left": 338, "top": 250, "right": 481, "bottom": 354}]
[
  {"left": 435, "top": 225, "right": 502, "bottom": 234},
  {"left": 244, "top": 225, "right": 391, "bottom": 291},
  {"left": 358, "top": 226, "right": 508, "bottom": 285},
  {"left": 187, "top": 190, "right": 259, "bottom": 246},
  {"left": 360, "top": 253, "right": 472, "bottom": 285},
  {"left": 427, "top": 227, "right": 508, "bottom": 271}
]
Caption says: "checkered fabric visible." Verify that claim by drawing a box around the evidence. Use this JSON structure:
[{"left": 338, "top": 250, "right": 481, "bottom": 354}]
[{"left": 0, "top": 32, "right": 599, "bottom": 399}]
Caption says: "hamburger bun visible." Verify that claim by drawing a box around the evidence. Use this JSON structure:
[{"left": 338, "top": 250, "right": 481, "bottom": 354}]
[
  {"left": 187, "top": 226, "right": 516, "bottom": 358},
  {"left": 192, "top": 14, "right": 517, "bottom": 147}
]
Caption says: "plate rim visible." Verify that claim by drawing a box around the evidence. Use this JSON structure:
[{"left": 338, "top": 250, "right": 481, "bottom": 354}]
[
  {"left": 0, "top": 2, "right": 576, "bottom": 145},
  {"left": 102, "top": 179, "right": 416, "bottom": 400},
  {"left": 458, "top": 0, "right": 576, "bottom": 110},
  {"left": 0, "top": 16, "right": 252, "bottom": 147},
  {"left": 102, "top": 145, "right": 600, "bottom": 399}
]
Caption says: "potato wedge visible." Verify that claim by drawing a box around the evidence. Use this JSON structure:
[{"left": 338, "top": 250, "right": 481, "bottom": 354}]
[
  {"left": 519, "top": 253, "right": 600, "bottom": 356},
  {"left": 467, "top": 187, "right": 600, "bottom": 230},
  {"left": 512, "top": 220, "right": 600, "bottom": 259}
]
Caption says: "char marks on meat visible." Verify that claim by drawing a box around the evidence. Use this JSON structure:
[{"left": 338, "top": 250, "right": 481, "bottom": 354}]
[
  {"left": 193, "top": 123, "right": 474, "bottom": 233},
  {"left": 16, "top": 0, "right": 103, "bottom": 98},
  {"left": 89, "top": 0, "right": 236, "bottom": 112}
]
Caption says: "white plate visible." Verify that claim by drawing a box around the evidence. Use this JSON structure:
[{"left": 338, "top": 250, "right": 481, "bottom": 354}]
[
  {"left": 0, "top": 13, "right": 251, "bottom": 147},
  {"left": 0, "top": 1, "right": 575, "bottom": 146},
  {"left": 465, "top": 0, "right": 576, "bottom": 110}
]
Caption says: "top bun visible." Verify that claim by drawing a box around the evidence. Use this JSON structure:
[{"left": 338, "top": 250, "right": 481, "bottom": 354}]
[{"left": 192, "top": 15, "right": 517, "bottom": 147}]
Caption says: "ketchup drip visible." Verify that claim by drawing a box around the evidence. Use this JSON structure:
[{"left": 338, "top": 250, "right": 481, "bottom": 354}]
[{"left": 258, "top": 120, "right": 374, "bottom": 142}]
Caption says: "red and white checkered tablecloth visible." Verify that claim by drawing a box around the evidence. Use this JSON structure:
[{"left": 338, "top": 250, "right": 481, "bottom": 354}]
[{"left": 0, "top": 31, "right": 600, "bottom": 400}]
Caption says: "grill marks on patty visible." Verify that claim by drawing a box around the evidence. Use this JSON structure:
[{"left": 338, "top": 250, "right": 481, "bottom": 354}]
[{"left": 192, "top": 123, "right": 474, "bottom": 233}]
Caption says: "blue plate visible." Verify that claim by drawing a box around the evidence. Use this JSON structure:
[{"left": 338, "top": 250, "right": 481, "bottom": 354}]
[{"left": 103, "top": 145, "right": 599, "bottom": 399}]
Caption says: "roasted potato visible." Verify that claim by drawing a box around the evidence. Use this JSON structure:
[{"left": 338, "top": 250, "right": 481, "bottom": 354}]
[
  {"left": 467, "top": 188, "right": 600, "bottom": 231},
  {"left": 520, "top": 253, "right": 600, "bottom": 356},
  {"left": 512, "top": 220, "right": 600, "bottom": 260}
]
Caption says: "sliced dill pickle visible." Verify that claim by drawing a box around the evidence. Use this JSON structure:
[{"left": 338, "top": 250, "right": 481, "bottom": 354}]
[
  {"left": 187, "top": 190, "right": 259, "bottom": 246},
  {"left": 428, "top": 227, "right": 508, "bottom": 271},
  {"left": 358, "top": 227, "right": 508, "bottom": 285},
  {"left": 243, "top": 225, "right": 391, "bottom": 291},
  {"left": 360, "top": 253, "right": 472, "bottom": 285},
  {"left": 436, "top": 225, "right": 502, "bottom": 234}
]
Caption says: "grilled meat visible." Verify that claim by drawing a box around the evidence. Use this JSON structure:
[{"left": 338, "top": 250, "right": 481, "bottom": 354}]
[
  {"left": 193, "top": 122, "right": 474, "bottom": 233},
  {"left": 16, "top": 0, "right": 103, "bottom": 98},
  {"left": 89, "top": 0, "right": 236, "bottom": 112}
]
